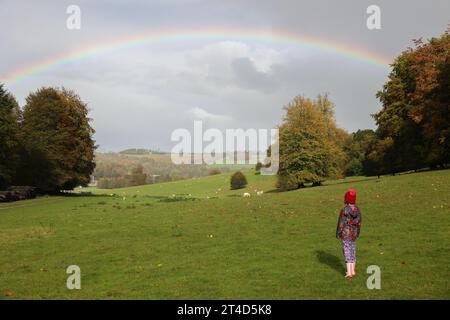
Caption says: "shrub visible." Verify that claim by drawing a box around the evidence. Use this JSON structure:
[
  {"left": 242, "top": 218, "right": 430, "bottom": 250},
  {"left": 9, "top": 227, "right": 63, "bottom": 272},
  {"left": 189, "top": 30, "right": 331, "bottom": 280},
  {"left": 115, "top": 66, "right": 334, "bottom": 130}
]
[{"left": 230, "top": 171, "right": 248, "bottom": 190}]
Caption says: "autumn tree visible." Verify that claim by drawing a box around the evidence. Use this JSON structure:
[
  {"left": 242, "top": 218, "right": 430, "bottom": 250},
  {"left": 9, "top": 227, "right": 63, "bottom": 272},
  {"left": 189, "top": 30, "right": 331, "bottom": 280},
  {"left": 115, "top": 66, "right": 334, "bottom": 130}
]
[
  {"left": 373, "top": 30, "right": 450, "bottom": 173},
  {"left": 17, "top": 87, "right": 96, "bottom": 192},
  {"left": 0, "top": 84, "right": 21, "bottom": 188},
  {"left": 277, "top": 94, "right": 347, "bottom": 190}
]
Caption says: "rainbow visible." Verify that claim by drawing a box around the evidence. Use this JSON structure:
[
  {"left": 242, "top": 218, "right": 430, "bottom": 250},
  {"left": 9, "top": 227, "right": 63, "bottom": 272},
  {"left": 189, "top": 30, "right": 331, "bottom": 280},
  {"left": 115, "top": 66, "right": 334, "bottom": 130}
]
[{"left": 1, "top": 27, "right": 392, "bottom": 85}]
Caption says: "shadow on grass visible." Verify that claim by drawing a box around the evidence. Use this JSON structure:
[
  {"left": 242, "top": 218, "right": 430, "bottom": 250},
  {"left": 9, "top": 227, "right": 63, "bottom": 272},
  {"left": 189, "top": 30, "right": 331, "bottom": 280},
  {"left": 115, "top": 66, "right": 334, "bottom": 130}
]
[
  {"left": 144, "top": 195, "right": 170, "bottom": 200},
  {"left": 265, "top": 188, "right": 283, "bottom": 194},
  {"left": 61, "top": 192, "right": 109, "bottom": 198},
  {"left": 323, "top": 176, "right": 379, "bottom": 187},
  {"left": 315, "top": 250, "right": 344, "bottom": 274},
  {"left": 265, "top": 176, "right": 380, "bottom": 194},
  {"left": 144, "top": 194, "right": 201, "bottom": 202}
]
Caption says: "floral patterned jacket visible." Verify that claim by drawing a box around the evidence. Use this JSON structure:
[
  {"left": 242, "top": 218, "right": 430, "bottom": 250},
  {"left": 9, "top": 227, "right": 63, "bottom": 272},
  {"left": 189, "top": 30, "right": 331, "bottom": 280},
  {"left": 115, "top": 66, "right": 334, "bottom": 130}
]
[{"left": 336, "top": 204, "right": 362, "bottom": 241}]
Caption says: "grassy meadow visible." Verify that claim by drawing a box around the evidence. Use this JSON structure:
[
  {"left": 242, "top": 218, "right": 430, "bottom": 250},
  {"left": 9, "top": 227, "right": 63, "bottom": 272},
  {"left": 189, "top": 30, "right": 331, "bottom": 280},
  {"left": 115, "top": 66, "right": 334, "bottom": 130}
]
[{"left": 0, "top": 169, "right": 449, "bottom": 299}]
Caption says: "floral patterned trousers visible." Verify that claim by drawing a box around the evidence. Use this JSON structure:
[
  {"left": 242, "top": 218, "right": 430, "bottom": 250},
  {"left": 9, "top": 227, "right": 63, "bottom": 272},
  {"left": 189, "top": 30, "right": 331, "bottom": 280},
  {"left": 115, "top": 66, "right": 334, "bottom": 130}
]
[{"left": 342, "top": 239, "right": 356, "bottom": 263}]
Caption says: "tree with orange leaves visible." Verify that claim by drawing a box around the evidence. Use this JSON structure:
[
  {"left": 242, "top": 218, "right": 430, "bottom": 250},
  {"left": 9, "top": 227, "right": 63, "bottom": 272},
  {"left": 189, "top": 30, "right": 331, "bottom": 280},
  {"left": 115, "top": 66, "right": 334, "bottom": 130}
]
[{"left": 372, "top": 29, "right": 450, "bottom": 174}]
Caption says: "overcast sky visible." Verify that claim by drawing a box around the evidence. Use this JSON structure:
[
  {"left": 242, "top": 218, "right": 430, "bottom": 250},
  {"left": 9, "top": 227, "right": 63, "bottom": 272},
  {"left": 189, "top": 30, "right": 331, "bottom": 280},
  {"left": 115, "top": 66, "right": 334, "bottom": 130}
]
[{"left": 1, "top": 0, "right": 449, "bottom": 152}]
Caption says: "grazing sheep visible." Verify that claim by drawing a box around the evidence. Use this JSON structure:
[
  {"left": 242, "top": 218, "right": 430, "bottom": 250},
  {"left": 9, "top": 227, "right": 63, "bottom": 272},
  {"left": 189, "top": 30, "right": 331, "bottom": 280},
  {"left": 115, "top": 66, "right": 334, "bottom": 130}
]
[
  {"left": 256, "top": 191, "right": 264, "bottom": 196},
  {"left": 243, "top": 192, "right": 251, "bottom": 198}
]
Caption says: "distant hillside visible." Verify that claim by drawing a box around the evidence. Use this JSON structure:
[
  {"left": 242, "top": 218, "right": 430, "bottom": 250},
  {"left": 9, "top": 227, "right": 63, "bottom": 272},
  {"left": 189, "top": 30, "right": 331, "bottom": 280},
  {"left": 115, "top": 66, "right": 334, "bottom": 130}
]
[
  {"left": 94, "top": 151, "right": 253, "bottom": 189},
  {"left": 119, "top": 148, "right": 168, "bottom": 155}
]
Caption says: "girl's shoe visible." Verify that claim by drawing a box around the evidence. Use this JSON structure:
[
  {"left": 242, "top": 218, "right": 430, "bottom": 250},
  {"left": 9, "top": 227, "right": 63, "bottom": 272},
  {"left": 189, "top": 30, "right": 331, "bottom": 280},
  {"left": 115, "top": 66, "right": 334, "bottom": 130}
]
[{"left": 345, "top": 273, "right": 353, "bottom": 278}]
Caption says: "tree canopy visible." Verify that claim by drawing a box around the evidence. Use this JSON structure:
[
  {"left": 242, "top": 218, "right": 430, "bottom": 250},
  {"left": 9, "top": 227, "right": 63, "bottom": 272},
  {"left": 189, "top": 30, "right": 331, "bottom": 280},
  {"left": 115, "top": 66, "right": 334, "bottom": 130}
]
[
  {"left": 343, "top": 129, "right": 377, "bottom": 176},
  {"left": 277, "top": 94, "right": 348, "bottom": 190},
  {"left": 370, "top": 31, "right": 450, "bottom": 174},
  {"left": 0, "top": 84, "right": 21, "bottom": 188},
  {"left": 16, "top": 87, "right": 96, "bottom": 192}
]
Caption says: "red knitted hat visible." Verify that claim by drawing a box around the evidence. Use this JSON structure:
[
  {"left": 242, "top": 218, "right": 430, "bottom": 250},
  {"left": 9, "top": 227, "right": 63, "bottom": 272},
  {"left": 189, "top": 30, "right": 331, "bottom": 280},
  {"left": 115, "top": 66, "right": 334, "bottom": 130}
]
[{"left": 344, "top": 189, "right": 356, "bottom": 204}]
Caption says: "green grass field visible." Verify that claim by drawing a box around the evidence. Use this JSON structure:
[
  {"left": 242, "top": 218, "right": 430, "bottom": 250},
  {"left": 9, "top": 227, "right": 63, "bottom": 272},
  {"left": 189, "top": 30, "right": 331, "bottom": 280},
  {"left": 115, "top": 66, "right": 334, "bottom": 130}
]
[{"left": 1, "top": 169, "right": 449, "bottom": 299}]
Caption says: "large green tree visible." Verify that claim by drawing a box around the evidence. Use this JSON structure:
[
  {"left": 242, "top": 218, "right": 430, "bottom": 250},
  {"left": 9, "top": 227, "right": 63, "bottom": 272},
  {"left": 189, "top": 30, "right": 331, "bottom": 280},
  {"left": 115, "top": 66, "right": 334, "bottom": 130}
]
[
  {"left": 344, "top": 129, "right": 377, "bottom": 176},
  {"left": 373, "top": 30, "right": 450, "bottom": 173},
  {"left": 0, "top": 84, "right": 21, "bottom": 188},
  {"left": 277, "top": 94, "right": 347, "bottom": 190},
  {"left": 17, "top": 87, "right": 96, "bottom": 192}
]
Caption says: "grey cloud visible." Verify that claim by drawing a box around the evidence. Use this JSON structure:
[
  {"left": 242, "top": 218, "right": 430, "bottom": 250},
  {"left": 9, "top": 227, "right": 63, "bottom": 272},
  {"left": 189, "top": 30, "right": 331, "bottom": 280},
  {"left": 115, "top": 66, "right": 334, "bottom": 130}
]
[{"left": 231, "top": 57, "right": 280, "bottom": 93}]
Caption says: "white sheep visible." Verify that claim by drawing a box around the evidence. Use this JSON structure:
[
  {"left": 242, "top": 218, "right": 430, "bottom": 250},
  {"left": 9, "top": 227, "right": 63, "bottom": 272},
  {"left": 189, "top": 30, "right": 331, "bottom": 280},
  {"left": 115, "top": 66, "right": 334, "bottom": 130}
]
[
  {"left": 243, "top": 192, "right": 251, "bottom": 198},
  {"left": 256, "top": 191, "right": 264, "bottom": 196}
]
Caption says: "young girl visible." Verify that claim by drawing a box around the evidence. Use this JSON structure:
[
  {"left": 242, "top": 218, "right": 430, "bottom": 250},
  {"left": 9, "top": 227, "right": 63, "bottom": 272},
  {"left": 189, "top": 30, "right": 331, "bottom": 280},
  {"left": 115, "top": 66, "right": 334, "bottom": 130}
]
[{"left": 336, "top": 189, "right": 362, "bottom": 278}]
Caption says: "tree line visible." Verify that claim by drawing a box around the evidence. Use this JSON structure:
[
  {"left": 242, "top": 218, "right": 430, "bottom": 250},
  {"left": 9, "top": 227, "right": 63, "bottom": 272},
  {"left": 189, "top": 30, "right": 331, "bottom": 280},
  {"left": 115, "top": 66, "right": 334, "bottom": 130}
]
[
  {"left": 276, "top": 30, "right": 449, "bottom": 190},
  {"left": 0, "top": 86, "right": 96, "bottom": 193}
]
